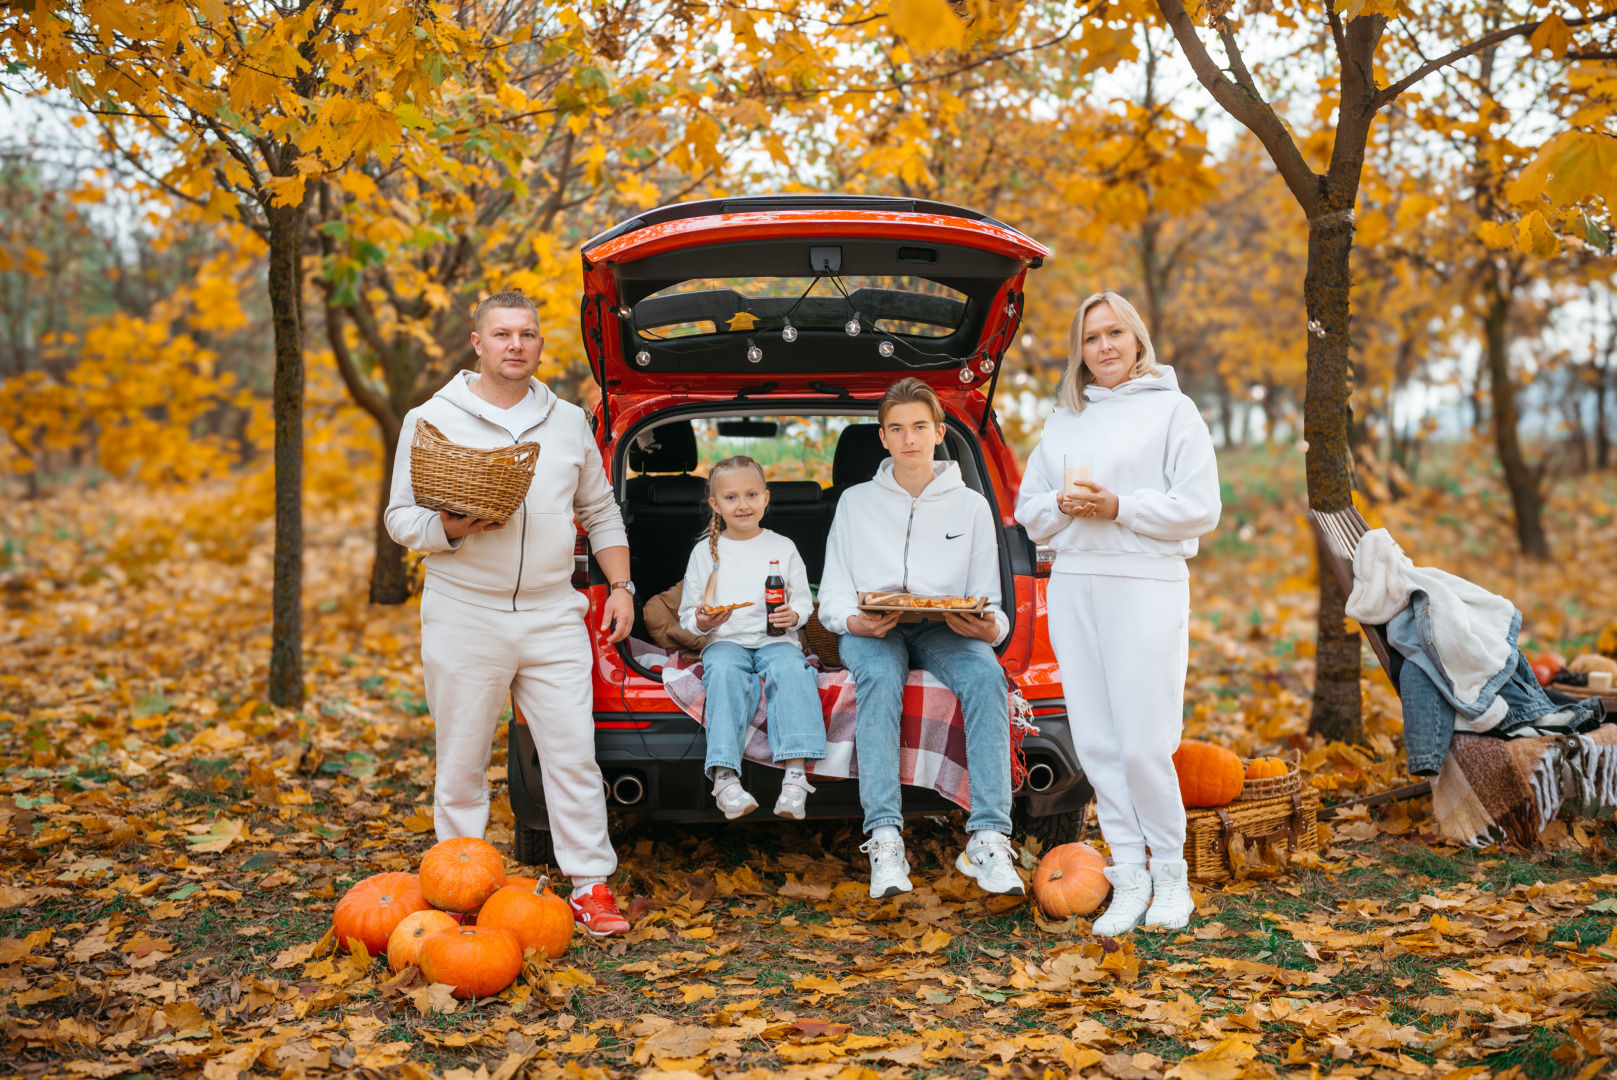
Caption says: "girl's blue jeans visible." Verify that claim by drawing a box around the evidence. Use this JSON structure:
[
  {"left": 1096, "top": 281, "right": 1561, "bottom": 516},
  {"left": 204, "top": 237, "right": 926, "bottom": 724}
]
[{"left": 700, "top": 640, "right": 826, "bottom": 776}]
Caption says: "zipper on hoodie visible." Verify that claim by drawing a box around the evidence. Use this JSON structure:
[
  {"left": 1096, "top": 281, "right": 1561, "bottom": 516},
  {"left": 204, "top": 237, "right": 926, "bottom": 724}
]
[{"left": 901, "top": 497, "right": 917, "bottom": 592}]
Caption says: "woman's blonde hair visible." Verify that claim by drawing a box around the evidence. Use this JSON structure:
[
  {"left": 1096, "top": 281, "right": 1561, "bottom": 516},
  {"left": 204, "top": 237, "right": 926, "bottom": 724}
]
[
  {"left": 1058, "top": 291, "right": 1160, "bottom": 413},
  {"left": 701, "top": 455, "right": 768, "bottom": 605}
]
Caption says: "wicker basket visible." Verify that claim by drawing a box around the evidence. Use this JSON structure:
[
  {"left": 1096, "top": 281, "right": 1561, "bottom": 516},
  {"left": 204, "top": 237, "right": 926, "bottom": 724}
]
[
  {"left": 803, "top": 606, "right": 842, "bottom": 668},
  {"left": 1183, "top": 790, "right": 1322, "bottom": 884},
  {"left": 410, "top": 420, "right": 539, "bottom": 525},
  {"left": 1234, "top": 757, "right": 1303, "bottom": 802}
]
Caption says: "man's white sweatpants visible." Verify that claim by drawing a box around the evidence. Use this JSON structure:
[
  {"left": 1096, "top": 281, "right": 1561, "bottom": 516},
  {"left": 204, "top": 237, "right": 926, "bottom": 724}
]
[
  {"left": 420, "top": 586, "right": 617, "bottom": 881},
  {"left": 1046, "top": 572, "right": 1189, "bottom": 866}
]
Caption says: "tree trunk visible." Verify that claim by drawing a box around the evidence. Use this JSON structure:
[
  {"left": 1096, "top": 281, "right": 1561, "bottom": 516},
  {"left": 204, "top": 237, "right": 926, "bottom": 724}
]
[
  {"left": 1303, "top": 208, "right": 1363, "bottom": 743},
  {"left": 370, "top": 420, "right": 411, "bottom": 604},
  {"left": 267, "top": 200, "right": 307, "bottom": 709},
  {"left": 1597, "top": 364, "right": 1611, "bottom": 470},
  {"left": 1482, "top": 281, "right": 1550, "bottom": 559}
]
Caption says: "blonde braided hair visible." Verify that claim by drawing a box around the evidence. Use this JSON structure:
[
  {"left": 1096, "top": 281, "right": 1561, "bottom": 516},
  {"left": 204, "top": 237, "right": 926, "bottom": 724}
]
[{"left": 701, "top": 456, "right": 767, "bottom": 606}]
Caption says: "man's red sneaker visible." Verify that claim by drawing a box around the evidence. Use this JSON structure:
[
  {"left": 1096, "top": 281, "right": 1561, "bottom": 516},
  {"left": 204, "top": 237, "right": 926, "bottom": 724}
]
[{"left": 568, "top": 884, "right": 631, "bottom": 937}]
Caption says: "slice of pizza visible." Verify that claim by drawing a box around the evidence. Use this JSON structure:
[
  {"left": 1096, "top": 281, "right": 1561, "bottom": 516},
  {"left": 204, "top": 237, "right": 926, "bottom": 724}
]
[{"left": 701, "top": 601, "right": 755, "bottom": 615}]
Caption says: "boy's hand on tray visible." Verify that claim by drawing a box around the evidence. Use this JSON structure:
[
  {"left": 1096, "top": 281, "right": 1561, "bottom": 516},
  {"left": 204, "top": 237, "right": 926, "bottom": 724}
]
[
  {"left": 943, "top": 610, "right": 997, "bottom": 642},
  {"left": 847, "top": 610, "right": 902, "bottom": 638},
  {"left": 440, "top": 510, "right": 505, "bottom": 538}
]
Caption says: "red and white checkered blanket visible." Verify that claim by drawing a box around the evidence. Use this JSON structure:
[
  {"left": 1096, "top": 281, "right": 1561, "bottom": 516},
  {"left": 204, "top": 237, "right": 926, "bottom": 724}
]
[{"left": 626, "top": 639, "right": 1033, "bottom": 812}]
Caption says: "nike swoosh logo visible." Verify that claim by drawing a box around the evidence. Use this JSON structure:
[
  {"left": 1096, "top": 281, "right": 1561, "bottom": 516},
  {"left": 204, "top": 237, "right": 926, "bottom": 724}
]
[{"left": 945, "top": 533, "right": 963, "bottom": 540}]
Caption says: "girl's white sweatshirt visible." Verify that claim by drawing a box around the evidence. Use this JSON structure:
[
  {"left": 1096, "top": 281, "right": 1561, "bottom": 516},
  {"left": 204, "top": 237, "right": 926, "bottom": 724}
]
[
  {"left": 1015, "top": 365, "right": 1221, "bottom": 581},
  {"left": 818, "top": 461, "right": 1008, "bottom": 645},
  {"left": 677, "top": 529, "right": 813, "bottom": 650}
]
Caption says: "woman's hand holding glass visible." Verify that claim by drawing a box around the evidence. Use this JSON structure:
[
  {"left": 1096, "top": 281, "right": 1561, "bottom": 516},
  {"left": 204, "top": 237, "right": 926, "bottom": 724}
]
[{"left": 1059, "top": 481, "right": 1119, "bottom": 521}]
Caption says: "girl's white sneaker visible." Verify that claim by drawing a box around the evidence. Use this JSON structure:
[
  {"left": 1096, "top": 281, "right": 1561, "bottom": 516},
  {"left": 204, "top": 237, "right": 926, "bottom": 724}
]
[
  {"left": 711, "top": 773, "right": 758, "bottom": 819},
  {"left": 1092, "top": 863, "right": 1152, "bottom": 937},
  {"left": 774, "top": 774, "right": 815, "bottom": 820}
]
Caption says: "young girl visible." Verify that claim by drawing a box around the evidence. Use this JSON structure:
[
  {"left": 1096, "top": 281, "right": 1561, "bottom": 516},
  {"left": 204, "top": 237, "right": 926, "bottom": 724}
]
[{"left": 677, "top": 456, "right": 824, "bottom": 819}]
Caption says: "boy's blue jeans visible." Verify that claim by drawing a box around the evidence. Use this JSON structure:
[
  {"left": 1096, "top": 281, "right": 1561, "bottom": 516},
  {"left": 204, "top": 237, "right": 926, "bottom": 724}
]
[
  {"left": 700, "top": 640, "right": 826, "bottom": 776},
  {"left": 839, "top": 621, "right": 1013, "bottom": 836}
]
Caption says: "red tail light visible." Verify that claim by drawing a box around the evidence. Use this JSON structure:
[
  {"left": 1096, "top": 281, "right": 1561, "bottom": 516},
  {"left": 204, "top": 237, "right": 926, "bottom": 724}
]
[
  {"left": 1035, "top": 545, "right": 1054, "bottom": 577},
  {"left": 573, "top": 535, "right": 591, "bottom": 589}
]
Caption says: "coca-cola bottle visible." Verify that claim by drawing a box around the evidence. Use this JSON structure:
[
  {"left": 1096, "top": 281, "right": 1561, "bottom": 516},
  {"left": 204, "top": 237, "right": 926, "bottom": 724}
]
[{"left": 765, "top": 559, "right": 786, "bottom": 637}]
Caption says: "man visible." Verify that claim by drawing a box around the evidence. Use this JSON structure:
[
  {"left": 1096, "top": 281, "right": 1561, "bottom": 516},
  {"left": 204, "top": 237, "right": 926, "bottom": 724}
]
[
  {"left": 385, "top": 291, "right": 635, "bottom": 936},
  {"left": 818, "top": 377, "right": 1022, "bottom": 899}
]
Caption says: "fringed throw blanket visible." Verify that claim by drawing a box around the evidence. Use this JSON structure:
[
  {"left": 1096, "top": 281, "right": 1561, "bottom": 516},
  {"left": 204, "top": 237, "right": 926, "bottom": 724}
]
[
  {"left": 627, "top": 640, "right": 1034, "bottom": 812},
  {"left": 1432, "top": 725, "right": 1617, "bottom": 847}
]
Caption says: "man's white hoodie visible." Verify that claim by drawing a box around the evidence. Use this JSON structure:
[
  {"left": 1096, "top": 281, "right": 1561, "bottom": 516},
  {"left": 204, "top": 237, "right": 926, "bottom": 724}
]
[
  {"left": 385, "top": 371, "right": 627, "bottom": 610},
  {"left": 1015, "top": 365, "right": 1220, "bottom": 580},
  {"left": 818, "top": 460, "right": 1008, "bottom": 645}
]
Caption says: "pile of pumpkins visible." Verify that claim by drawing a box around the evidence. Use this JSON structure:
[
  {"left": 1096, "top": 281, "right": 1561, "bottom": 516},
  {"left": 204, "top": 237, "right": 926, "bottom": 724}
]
[
  {"left": 330, "top": 837, "right": 572, "bottom": 999},
  {"left": 1027, "top": 739, "right": 1289, "bottom": 920}
]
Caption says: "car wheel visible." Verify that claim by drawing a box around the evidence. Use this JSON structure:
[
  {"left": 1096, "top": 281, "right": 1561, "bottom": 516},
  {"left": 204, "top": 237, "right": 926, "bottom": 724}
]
[
  {"left": 513, "top": 822, "right": 555, "bottom": 868},
  {"left": 1015, "top": 808, "right": 1085, "bottom": 852}
]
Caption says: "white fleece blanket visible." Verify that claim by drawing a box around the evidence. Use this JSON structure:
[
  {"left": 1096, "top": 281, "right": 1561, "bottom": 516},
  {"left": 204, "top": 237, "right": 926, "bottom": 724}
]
[{"left": 1345, "top": 529, "right": 1517, "bottom": 719}]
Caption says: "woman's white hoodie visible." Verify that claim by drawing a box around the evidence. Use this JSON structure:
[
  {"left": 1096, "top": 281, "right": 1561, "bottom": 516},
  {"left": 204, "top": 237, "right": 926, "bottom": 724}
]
[{"left": 1015, "top": 365, "right": 1221, "bottom": 581}]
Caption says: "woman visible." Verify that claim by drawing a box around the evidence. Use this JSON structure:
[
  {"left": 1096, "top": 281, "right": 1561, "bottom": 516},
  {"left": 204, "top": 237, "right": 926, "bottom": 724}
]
[{"left": 1015, "top": 291, "right": 1221, "bottom": 935}]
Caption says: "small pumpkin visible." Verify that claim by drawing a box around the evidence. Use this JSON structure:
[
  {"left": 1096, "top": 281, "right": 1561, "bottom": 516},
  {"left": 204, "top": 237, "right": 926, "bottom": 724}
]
[
  {"left": 419, "top": 837, "right": 507, "bottom": 913},
  {"left": 1172, "top": 739, "right": 1245, "bottom": 808},
  {"left": 387, "top": 909, "right": 460, "bottom": 972},
  {"left": 332, "top": 872, "right": 431, "bottom": 956},
  {"left": 1245, "top": 757, "right": 1290, "bottom": 780},
  {"left": 1030, "top": 843, "right": 1110, "bottom": 918},
  {"left": 418, "top": 926, "right": 524, "bottom": 999},
  {"left": 476, "top": 875, "right": 574, "bottom": 959}
]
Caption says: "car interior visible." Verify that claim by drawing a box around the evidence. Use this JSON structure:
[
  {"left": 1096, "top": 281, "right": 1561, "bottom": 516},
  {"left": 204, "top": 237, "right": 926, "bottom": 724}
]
[{"left": 615, "top": 411, "right": 994, "bottom": 661}]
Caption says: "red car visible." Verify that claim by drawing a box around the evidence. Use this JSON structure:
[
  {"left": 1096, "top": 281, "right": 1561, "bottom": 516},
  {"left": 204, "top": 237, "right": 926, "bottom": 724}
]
[{"left": 508, "top": 195, "right": 1089, "bottom": 861}]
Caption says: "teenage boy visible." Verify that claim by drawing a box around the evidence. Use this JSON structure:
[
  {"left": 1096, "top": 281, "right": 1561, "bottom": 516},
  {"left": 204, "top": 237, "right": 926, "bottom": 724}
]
[
  {"left": 385, "top": 291, "right": 634, "bottom": 937},
  {"left": 818, "top": 378, "right": 1022, "bottom": 898}
]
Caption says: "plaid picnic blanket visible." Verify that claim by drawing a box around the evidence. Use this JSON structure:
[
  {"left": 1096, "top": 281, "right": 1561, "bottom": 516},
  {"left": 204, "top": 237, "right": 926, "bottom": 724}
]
[
  {"left": 626, "top": 639, "right": 1033, "bottom": 812},
  {"left": 1432, "top": 724, "right": 1617, "bottom": 847}
]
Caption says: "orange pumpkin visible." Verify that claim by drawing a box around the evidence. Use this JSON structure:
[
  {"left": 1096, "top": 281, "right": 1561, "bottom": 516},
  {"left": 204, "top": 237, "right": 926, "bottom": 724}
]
[
  {"left": 418, "top": 926, "right": 523, "bottom": 999},
  {"left": 1030, "top": 843, "right": 1110, "bottom": 918},
  {"left": 476, "top": 875, "right": 574, "bottom": 960},
  {"left": 1172, "top": 739, "right": 1245, "bottom": 807},
  {"left": 1245, "top": 757, "right": 1289, "bottom": 780},
  {"left": 332, "top": 872, "right": 431, "bottom": 955},
  {"left": 387, "top": 909, "right": 459, "bottom": 972},
  {"left": 419, "top": 837, "right": 507, "bottom": 913}
]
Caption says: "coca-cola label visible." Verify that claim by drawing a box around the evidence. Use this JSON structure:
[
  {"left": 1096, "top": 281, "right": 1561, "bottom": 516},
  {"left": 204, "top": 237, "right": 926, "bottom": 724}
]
[{"left": 765, "top": 587, "right": 785, "bottom": 605}]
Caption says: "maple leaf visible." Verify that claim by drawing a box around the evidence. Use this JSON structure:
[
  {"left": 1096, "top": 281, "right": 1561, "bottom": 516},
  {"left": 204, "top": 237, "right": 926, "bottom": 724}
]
[{"left": 725, "top": 311, "right": 759, "bottom": 332}]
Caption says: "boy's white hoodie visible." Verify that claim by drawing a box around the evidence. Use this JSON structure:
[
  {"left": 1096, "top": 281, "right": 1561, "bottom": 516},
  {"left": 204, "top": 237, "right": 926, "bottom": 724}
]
[
  {"left": 385, "top": 371, "right": 627, "bottom": 610},
  {"left": 818, "top": 460, "right": 1008, "bottom": 645},
  {"left": 1015, "top": 365, "right": 1221, "bottom": 581}
]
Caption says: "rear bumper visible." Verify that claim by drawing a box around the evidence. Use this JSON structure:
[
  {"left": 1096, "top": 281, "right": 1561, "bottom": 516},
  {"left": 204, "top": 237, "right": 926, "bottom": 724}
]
[{"left": 508, "top": 712, "right": 1091, "bottom": 829}]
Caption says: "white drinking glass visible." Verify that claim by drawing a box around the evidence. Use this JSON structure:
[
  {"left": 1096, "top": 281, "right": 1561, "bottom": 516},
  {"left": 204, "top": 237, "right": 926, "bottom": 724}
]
[{"left": 1063, "top": 453, "right": 1093, "bottom": 496}]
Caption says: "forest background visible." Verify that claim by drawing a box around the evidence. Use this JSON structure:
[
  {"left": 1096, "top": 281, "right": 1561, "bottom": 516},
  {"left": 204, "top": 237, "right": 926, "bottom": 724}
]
[{"left": 1, "top": 1, "right": 1617, "bottom": 1079}]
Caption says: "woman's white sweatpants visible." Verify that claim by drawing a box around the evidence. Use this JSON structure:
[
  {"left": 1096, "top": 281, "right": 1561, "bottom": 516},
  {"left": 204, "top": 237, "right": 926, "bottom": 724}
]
[
  {"left": 1046, "top": 572, "right": 1189, "bottom": 866},
  {"left": 420, "top": 587, "right": 617, "bottom": 881}
]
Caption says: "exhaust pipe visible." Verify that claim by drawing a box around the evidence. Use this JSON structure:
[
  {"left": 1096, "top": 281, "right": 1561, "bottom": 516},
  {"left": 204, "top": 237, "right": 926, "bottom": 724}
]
[
  {"left": 1025, "top": 762, "right": 1057, "bottom": 793},
  {"left": 611, "top": 773, "right": 645, "bottom": 806}
]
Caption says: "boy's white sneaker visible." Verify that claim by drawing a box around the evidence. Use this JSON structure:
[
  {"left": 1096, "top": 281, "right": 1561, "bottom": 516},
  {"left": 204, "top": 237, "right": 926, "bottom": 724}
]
[
  {"left": 955, "top": 832, "right": 1025, "bottom": 895},
  {"left": 1092, "top": 863, "right": 1152, "bottom": 936},
  {"left": 1145, "top": 857, "right": 1194, "bottom": 930},
  {"left": 773, "top": 774, "right": 815, "bottom": 820},
  {"left": 860, "top": 836, "right": 913, "bottom": 898},
  {"left": 711, "top": 773, "right": 758, "bottom": 820}
]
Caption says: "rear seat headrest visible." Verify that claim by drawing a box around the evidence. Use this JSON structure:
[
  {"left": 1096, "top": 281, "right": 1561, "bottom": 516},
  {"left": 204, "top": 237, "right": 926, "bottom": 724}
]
[
  {"left": 765, "top": 481, "right": 824, "bottom": 504},
  {"left": 831, "top": 424, "right": 890, "bottom": 486},
  {"left": 649, "top": 483, "right": 706, "bottom": 505},
  {"left": 628, "top": 421, "right": 698, "bottom": 473}
]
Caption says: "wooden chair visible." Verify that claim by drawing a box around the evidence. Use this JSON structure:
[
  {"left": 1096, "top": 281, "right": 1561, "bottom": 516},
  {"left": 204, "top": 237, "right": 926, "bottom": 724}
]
[{"left": 1305, "top": 506, "right": 1404, "bottom": 688}]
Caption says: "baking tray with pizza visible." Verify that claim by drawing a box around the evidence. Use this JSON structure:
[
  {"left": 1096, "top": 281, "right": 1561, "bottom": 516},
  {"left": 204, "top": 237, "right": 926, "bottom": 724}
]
[{"left": 857, "top": 592, "right": 989, "bottom": 622}]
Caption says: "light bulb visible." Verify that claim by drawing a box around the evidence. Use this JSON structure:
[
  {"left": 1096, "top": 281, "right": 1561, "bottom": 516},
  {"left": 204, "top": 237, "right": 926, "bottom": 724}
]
[
  {"left": 845, "top": 314, "right": 861, "bottom": 336},
  {"left": 635, "top": 350, "right": 651, "bottom": 367},
  {"left": 618, "top": 305, "right": 632, "bottom": 319},
  {"left": 781, "top": 319, "right": 797, "bottom": 343},
  {"left": 746, "top": 340, "right": 762, "bottom": 363},
  {"left": 878, "top": 340, "right": 895, "bottom": 358},
  {"left": 979, "top": 358, "right": 996, "bottom": 375},
  {"left": 958, "top": 366, "right": 974, "bottom": 384}
]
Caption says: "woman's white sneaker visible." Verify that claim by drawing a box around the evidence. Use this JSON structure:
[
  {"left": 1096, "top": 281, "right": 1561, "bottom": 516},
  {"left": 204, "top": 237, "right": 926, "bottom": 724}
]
[
  {"left": 1092, "top": 863, "right": 1152, "bottom": 936},
  {"left": 711, "top": 772, "right": 758, "bottom": 820},
  {"left": 860, "top": 836, "right": 913, "bottom": 898},
  {"left": 1145, "top": 857, "right": 1194, "bottom": 930},
  {"left": 774, "top": 774, "right": 815, "bottom": 820},
  {"left": 955, "top": 832, "right": 1025, "bottom": 895}
]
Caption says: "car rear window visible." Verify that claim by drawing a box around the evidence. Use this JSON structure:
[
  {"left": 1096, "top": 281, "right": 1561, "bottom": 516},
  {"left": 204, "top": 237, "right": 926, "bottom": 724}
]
[{"left": 634, "top": 276, "right": 968, "bottom": 340}]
